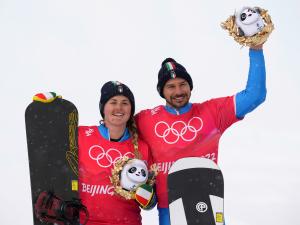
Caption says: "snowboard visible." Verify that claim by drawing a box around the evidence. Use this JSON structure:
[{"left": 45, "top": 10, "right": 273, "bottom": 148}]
[
  {"left": 25, "top": 92, "right": 81, "bottom": 225},
  {"left": 168, "top": 157, "right": 224, "bottom": 225}
]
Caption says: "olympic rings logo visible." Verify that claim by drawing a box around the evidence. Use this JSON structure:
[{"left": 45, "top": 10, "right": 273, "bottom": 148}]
[
  {"left": 154, "top": 117, "right": 203, "bottom": 144},
  {"left": 88, "top": 145, "right": 134, "bottom": 168}
]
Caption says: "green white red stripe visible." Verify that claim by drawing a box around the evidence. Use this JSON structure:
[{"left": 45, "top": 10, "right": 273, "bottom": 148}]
[
  {"left": 33, "top": 92, "right": 61, "bottom": 103},
  {"left": 135, "top": 184, "right": 153, "bottom": 207},
  {"left": 165, "top": 62, "right": 176, "bottom": 78},
  {"left": 166, "top": 62, "right": 176, "bottom": 71}
]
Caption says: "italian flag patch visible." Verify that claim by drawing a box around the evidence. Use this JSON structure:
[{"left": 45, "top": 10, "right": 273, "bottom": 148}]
[
  {"left": 33, "top": 92, "right": 61, "bottom": 103},
  {"left": 165, "top": 62, "right": 176, "bottom": 71},
  {"left": 165, "top": 62, "right": 176, "bottom": 78},
  {"left": 135, "top": 184, "right": 153, "bottom": 207}
]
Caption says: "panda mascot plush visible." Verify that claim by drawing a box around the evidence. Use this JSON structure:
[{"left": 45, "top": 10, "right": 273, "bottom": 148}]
[
  {"left": 221, "top": 6, "right": 274, "bottom": 47},
  {"left": 120, "top": 159, "right": 149, "bottom": 191},
  {"left": 110, "top": 157, "right": 158, "bottom": 209},
  {"left": 235, "top": 7, "right": 264, "bottom": 37}
]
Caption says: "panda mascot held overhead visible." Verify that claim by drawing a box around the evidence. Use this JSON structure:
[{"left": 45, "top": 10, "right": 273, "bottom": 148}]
[
  {"left": 235, "top": 7, "right": 264, "bottom": 37},
  {"left": 110, "top": 157, "right": 158, "bottom": 209},
  {"left": 221, "top": 6, "right": 274, "bottom": 47}
]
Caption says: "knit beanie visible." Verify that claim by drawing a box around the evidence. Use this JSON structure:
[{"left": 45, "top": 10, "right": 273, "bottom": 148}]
[
  {"left": 99, "top": 81, "right": 135, "bottom": 118},
  {"left": 157, "top": 58, "right": 193, "bottom": 98}
]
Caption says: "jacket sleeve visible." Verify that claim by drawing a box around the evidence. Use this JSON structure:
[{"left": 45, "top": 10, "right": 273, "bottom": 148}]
[{"left": 235, "top": 49, "right": 267, "bottom": 118}]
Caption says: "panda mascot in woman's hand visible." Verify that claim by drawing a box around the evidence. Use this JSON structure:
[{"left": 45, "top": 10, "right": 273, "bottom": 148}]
[
  {"left": 235, "top": 6, "right": 265, "bottom": 37},
  {"left": 120, "top": 159, "right": 148, "bottom": 191},
  {"left": 111, "top": 157, "right": 158, "bottom": 208}
]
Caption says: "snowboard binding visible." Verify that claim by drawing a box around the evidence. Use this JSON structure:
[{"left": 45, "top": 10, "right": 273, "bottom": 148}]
[{"left": 34, "top": 191, "right": 89, "bottom": 225}]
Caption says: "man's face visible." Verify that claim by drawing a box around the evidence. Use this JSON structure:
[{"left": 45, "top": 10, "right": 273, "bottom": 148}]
[{"left": 163, "top": 77, "right": 191, "bottom": 109}]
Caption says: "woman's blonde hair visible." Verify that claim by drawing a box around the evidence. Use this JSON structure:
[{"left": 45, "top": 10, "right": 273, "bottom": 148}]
[{"left": 127, "top": 116, "right": 141, "bottom": 159}]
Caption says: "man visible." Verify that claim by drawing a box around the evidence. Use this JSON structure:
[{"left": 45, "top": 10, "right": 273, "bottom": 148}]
[{"left": 135, "top": 45, "right": 266, "bottom": 225}]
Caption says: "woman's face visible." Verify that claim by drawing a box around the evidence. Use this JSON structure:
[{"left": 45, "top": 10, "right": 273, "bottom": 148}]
[{"left": 103, "top": 95, "right": 131, "bottom": 128}]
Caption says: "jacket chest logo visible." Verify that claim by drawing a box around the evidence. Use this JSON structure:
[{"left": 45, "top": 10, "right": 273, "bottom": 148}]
[
  {"left": 88, "top": 145, "right": 134, "bottom": 168},
  {"left": 154, "top": 117, "right": 203, "bottom": 144}
]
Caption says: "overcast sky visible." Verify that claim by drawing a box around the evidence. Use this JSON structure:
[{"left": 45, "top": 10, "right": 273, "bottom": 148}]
[{"left": 0, "top": 1, "right": 299, "bottom": 225}]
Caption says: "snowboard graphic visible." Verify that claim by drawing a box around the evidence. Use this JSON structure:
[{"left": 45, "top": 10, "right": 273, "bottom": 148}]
[
  {"left": 25, "top": 93, "right": 84, "bottom": 225},
  {"left": 168, "top": 157, "right": 224, "bottom": 225}
]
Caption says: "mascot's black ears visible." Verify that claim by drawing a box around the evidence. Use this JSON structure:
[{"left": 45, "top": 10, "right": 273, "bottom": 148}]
[{"left": 254, "top": 7, "right": 261, "bottom": 14}]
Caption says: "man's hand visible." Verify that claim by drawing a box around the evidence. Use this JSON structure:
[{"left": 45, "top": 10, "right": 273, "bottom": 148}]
[{"left": 250, "top": 44, "right": 263, "bottom": 50}]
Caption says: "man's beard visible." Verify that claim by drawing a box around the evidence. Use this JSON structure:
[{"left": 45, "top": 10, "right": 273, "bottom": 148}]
[{"left": 166, "top": 94, "right": 189, "bottom": 109}]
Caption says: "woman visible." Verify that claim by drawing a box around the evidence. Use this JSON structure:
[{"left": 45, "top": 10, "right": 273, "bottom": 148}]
[{"left": 78, "top": 81, "right": 154, "bottom": 225}]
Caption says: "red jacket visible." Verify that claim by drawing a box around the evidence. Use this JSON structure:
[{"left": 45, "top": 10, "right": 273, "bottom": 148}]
[{"left": 78, "top": 126, "right": 151, "bottom": 225}]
